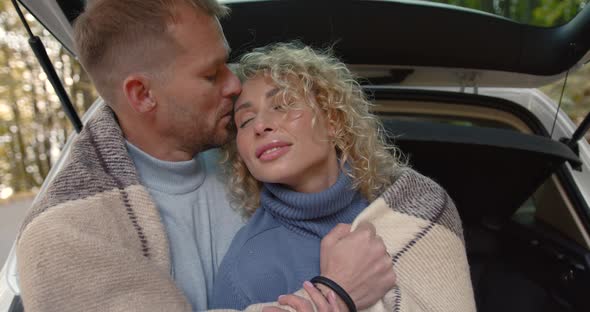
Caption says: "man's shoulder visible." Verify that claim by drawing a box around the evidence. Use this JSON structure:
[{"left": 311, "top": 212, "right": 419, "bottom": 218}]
[{"left": 19, "top": 105, "right": 142, "bottom": 238}]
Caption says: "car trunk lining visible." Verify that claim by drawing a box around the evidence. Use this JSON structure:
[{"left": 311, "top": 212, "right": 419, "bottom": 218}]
[
  {"left": 381, "top": 118, "right": 579, "bottom": 229},
  {"left": 374, "top": 90, "right": 590, "bottom": 311},
  {"left": 535, "top": 175, "right": 590, "bottom": 248},
  {"left": 374, "top": 100, "right": 534, "bottom": 134}
]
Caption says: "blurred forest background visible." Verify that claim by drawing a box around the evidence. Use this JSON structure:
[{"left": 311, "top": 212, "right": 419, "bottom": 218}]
[
  {"left": 0, "top": 0, "right": 96, "bottom": 201},
  {"left": 0, "top": 0, "right": 589, "bottom": 201}
]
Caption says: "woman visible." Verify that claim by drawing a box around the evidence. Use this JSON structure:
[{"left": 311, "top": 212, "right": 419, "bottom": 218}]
[{"left": 211, "top": 43, "right": 475, "bottom": 312}]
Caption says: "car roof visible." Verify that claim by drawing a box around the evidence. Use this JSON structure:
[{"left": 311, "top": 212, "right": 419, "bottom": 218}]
[{"left": 17, "top": 0, "right": 590, "bottom": 87}]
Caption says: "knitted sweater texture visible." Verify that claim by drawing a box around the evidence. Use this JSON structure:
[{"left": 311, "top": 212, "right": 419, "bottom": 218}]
[
  {"left": 211, "top": 170, "right": 368, "bottom": 309},
  {"left": 16, "top": 105, "right": 475, "bottom": 312}
]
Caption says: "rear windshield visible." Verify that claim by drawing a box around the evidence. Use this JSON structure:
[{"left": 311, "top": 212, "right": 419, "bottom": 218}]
[
  {"left": 426, "top": 0, "right": 588, "bottom": 27},
  {"left": 69, "top": 1, "right": 587, "bottom": 28}
]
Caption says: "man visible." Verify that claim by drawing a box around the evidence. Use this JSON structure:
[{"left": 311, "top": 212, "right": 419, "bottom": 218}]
[{"left": 16, "top": 0, "right": 395, "bottom": 311}]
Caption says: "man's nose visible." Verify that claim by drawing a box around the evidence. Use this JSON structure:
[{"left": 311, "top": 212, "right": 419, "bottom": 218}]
[{"left": 222, "top": 66, "right": 242, "bottom": 97}]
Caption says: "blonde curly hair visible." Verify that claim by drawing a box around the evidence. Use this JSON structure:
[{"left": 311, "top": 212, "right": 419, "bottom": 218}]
[{"left": 222, "top": 42, "right": 406, "bottom": 216}]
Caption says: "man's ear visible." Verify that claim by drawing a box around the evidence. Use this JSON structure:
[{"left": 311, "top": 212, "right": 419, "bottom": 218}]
[{"left": 123, "top": 75, "right": 157, "bottom": 113}]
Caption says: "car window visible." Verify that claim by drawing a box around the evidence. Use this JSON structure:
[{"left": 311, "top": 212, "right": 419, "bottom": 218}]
[
  {"left": 0, "top": 0, "right": 97, "bottom": 264},
  {"left": 75, "top": 0, "right": 590, "bottom": 28},
  {"left": 541, "top": 63, "right": 590, "bottom": 144},
  {"left": 427, "top": 0, "right": 589, "bottom": 27}
]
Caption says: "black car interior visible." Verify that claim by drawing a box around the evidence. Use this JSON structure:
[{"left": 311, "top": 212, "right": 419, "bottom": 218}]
[{"left": 374, "top": 88, "right": 590, "bottom": 312}]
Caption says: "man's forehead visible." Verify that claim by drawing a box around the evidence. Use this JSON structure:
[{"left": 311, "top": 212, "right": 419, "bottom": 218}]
[
  {"left": 166, "top": 9, "right": 230, "bottom": 61},
  {"left": 166, "top": 4, "right": 220, "bottom": 38},
  {"left": 215, "top": 17, "right": 231, "bottom": 55}
]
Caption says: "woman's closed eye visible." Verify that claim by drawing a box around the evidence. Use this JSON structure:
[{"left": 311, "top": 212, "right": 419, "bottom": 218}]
[{"left": 239, "top": 116, "right": 255, "bottom": 128}]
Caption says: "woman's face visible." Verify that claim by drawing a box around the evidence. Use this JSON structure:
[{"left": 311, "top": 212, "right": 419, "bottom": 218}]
[{"left": 234, "top": 75, "right": 339, "bottom": 193}]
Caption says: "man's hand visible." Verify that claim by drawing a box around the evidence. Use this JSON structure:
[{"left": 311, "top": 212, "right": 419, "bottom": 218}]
[{"left": 319, "top": 223, "right": 396, "bottom": 309}]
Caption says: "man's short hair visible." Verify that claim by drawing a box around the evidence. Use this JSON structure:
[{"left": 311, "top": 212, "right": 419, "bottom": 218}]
[{"left": 73, "top": 0, "right": 228, "bottom": 104}]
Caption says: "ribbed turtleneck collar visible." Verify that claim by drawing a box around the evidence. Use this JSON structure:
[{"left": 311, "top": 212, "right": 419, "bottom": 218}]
[
  {"left": 260, "top": 169, "right": 369, "bottom": 238},
  {"left": 126, "top": 141, "right": 206, "bottom": 195}
]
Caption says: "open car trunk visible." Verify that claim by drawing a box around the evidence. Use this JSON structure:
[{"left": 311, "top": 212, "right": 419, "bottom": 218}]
[
  {"left": 373, "top": 88, "right": 580, "bottom": 227},
  {"left": 371, "top": 87, "right": 590, "bottom": 312}
]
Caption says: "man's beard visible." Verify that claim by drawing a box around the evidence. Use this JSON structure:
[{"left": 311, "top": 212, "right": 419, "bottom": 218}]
[{"left": 192, "top": 120, "right": 235, "bottom": 155}]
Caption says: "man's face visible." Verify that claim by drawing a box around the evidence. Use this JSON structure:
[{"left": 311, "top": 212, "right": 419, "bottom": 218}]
[{"left": 150, "top": 7, "right": 241, "bottom": 156}]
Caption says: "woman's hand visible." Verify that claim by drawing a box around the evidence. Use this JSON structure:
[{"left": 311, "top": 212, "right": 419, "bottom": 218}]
[{"left": 262, "top": 281, "right": 342, "bottom": 312}]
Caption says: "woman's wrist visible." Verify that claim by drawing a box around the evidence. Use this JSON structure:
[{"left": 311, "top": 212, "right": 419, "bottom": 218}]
[
  {"left": 314, "top": 284, "right": 349, "bottom": 312},
  {"left": 310, "top": 276, "right": 357, "bottom": 312}
]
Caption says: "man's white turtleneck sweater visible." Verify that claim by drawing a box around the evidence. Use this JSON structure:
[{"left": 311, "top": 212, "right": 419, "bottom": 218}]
[{"left": 126, "top": 142, "right": 245, "bottom": 311}]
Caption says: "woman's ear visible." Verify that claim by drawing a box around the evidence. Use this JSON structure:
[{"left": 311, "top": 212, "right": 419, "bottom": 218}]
[{"left": 123, "top": 74, "right": 157, "bottom": 113}]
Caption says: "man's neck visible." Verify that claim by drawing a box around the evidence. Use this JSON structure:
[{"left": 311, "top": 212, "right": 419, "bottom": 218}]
[
  {"left": 126, "top": 135, "right": 194, "bottom": 162},
  {"left": 118, "top": 114, "right": 195, "bottom": 162}
]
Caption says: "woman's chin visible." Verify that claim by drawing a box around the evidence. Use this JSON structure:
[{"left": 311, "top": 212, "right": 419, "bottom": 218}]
[{"left": 251, "top": 171, "right": 292, "bottom": 186}]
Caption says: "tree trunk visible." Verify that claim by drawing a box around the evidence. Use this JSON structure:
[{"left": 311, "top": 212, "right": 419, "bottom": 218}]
[
  {"left": 8, "top": 79, "right": 35, "bottom": 190},
  {"left": 1, "top": 46, "right": 35, "bottom": 191},
  {"left": 7, "top": 130, "right": 23, "bottom": 192},
  {"left": 26, "top": 60, "right": 49, "bottom": 182}
]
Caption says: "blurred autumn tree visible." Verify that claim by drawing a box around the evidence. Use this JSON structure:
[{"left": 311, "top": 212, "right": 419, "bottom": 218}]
[
  {"left": 432, "top": 0, "right": 587, "bottom": 26},
  {"left": 0, "top": 0, "right": 96, "bottom": 199},
  {"left": 431, "top": 0, "right": 590, "bottom": 133}
]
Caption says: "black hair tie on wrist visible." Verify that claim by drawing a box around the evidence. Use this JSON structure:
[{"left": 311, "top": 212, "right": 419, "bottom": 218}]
[{"left": 310, "top": 276, "right": 357, "bottom": 312}]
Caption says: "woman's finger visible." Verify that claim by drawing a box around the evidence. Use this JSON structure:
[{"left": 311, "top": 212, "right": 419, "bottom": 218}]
[
  {"left": 327, "top": 291, "right": 341, "bottom": 312},
  {"left": 278, "top": 294, "right": 315, "bottom": 312},
  {"left": 262, "top": 307, "right": 291, "bottom": 312},
  {"left": 303, "top": 281, "right": 330, "bottom": 312}
]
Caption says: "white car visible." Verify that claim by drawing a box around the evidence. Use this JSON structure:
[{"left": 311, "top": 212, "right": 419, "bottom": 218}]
[{"left": 2, "top": 1, "right": 590, "bottom": 311}]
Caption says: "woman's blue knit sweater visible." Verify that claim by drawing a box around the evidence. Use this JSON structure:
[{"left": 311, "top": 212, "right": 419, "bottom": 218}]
[{"left": 211, "top": 170, "right": 368, "bottom": 309}]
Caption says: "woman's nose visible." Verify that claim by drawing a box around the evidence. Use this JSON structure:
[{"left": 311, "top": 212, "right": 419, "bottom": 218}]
[{"left": 253, "top": 117, "right": 275, "bottom": 136}]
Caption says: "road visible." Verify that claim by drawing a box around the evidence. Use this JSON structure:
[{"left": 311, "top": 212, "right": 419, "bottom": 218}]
[{"left": 0, "top": 197, "right": 33, "bottom": 266}]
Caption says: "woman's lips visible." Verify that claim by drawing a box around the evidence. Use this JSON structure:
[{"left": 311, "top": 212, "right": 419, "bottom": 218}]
[{"left": 256, "top": 141, "right": 292, "bottom": 161}]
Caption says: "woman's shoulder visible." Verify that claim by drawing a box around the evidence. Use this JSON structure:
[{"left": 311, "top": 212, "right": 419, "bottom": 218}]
[{"left": 228, "top": 208, "right": 282, "bottom": 251}]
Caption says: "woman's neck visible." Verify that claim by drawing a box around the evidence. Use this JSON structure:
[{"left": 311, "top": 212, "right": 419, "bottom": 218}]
[
  {"left": 286, "top": 154, "right": 340, "bottom": 194},
  {"left": 260, "top": 165, "right": 369, "bottom": 238}
]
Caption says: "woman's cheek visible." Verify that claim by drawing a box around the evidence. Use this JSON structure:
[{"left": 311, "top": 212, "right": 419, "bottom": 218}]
[
  {"left": 286, "top": 109, "right": 304, "bottom": 121},
  {"left": 236, "top": 134, "right": 249, "bottom": 162}
]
